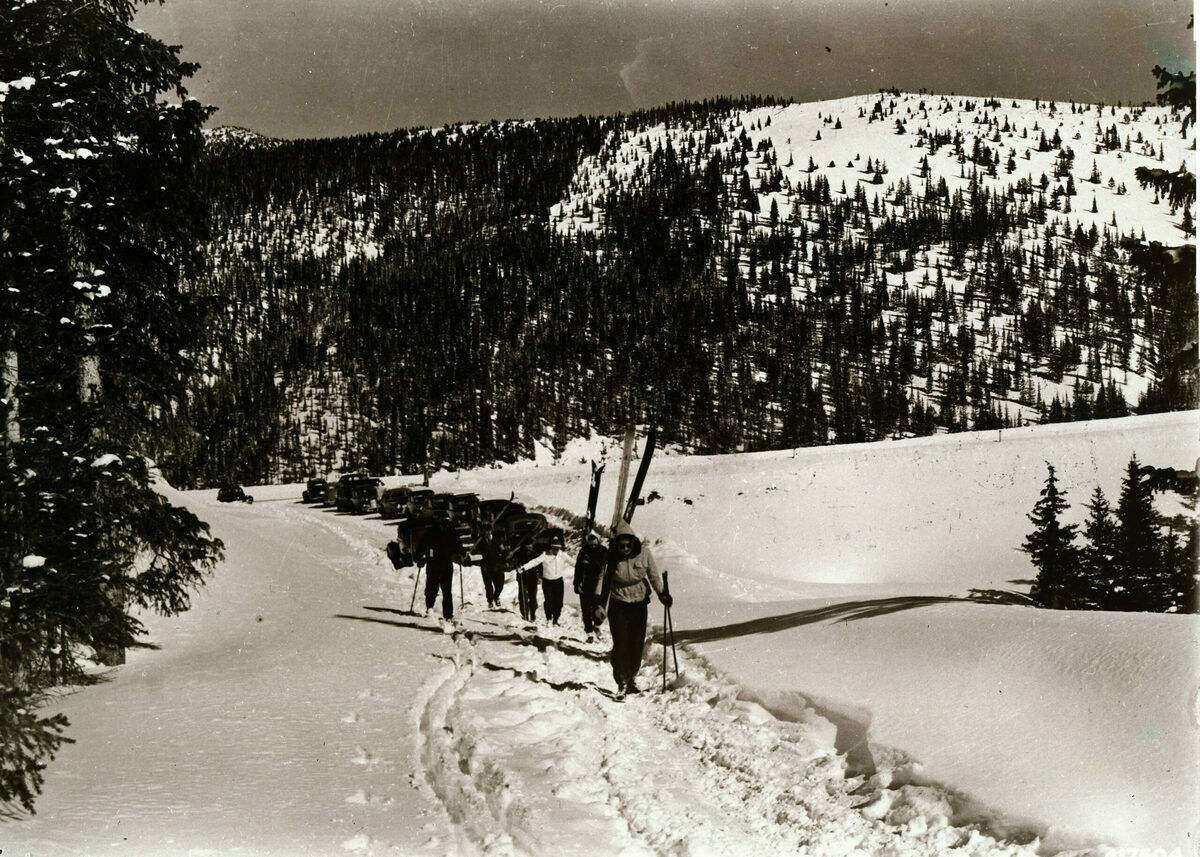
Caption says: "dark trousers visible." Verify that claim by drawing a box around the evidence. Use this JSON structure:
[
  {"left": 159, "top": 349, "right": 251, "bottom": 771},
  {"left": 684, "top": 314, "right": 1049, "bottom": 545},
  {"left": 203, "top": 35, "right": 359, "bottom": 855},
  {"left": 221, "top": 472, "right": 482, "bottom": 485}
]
[
  {"left": 482, "top": 564, "right": 505, "bottom": 604},
  {"left": 607, "top": 598, "right": 648, "bottom": 688},
  {"left": 518, "top": 568, "right": 540, "bottom": 620},
  {"left": 578, "top": 590, "right": 598, "bottom": 633},
  {"left": 424, "top": 563, "right": 454, "bottom": 619},
  {"left": 541, "top": 578, "right": 564, "bottom": 623}
]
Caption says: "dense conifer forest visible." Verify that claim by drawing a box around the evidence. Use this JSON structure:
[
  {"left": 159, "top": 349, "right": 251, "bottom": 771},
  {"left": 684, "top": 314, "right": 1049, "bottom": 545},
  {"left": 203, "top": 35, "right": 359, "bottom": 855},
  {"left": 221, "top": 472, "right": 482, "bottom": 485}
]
[{"left": 157, "top": 93, "right": 1196, "bottom": 489}]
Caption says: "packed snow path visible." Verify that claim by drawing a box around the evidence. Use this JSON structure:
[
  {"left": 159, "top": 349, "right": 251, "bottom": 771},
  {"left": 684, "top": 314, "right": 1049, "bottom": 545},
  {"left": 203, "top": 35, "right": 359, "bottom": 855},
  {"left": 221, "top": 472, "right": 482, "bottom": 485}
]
[
  {"left": 399, "top": 601, "right": 1048, "bottom": 857},
  {"left": 6, "top": 413, "right": 1197, "bottom": 856},
  {"left": 9, "top": 490, "right": 1047, "bottom": 857}
]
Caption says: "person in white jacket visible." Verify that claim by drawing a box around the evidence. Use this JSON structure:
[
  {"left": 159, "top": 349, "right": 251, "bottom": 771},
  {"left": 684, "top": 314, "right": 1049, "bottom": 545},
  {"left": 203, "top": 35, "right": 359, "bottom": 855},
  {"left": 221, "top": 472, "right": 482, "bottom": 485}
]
[{"left": 524, "top": 542, "right": 569, "bottom": 625}]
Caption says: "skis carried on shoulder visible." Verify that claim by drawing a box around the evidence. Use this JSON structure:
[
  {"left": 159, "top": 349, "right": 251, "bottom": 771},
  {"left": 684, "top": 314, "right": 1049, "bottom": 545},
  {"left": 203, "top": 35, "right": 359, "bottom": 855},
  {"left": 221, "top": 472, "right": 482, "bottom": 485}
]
[
  {"left": 622, "top": 425, "right": 657, "bottom": 524},
  {"left": 598, "top": 425, "right": 656, "bottom": 614},
  {"left": 583, "top": 461, "right": 605, "bottom": 537},
  {"left": 610, "top": 426, "right": 636, "bottom": 533}
]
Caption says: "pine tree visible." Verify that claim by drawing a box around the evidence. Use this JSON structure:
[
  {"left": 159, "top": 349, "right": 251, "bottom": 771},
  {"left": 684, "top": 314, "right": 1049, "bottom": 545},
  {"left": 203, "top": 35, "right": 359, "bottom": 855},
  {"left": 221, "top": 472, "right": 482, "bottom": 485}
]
[
  {"left": 0, "top": 0, "right": 224, "bottom": 812},
  {"left": 1111, "top": 455, "right": 1167, "bottom": 610},
  {"left": 1079, "top": 486, "right": 1118, "bottom": 608},
  {"left": 1022, "top": 464, "right": 1080, "bottom": 608}
]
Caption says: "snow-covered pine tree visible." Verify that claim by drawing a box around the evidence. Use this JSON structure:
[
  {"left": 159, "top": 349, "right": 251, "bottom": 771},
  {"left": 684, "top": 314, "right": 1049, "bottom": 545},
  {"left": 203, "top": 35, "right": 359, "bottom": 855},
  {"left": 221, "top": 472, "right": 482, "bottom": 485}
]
[
  {"left": 1022, "top": 464, "right": 1080, "bottom": 608},
  {"left": 0, "top": 0, "right": 224, "bottom": 813}
]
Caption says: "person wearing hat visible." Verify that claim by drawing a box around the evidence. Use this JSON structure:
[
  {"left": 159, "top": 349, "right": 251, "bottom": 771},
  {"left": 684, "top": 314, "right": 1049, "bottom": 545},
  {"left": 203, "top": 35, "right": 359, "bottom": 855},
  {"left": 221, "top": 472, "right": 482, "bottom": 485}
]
[
  {"left": 593, "top": 521, "right": 671, "bottom": 697},
  {"left": 573, "top": 532, "right": 608, "bottom": 641},
  {"left": 524, "top": 536, "right": 569, "bottom": 625}
]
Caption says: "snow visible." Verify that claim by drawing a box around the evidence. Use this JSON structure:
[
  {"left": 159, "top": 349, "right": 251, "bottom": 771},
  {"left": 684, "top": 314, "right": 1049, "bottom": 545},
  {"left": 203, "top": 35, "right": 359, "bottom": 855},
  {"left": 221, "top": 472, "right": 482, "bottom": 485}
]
[{"left": 6, "top": 413, "right": 1197, "bottom": 856}]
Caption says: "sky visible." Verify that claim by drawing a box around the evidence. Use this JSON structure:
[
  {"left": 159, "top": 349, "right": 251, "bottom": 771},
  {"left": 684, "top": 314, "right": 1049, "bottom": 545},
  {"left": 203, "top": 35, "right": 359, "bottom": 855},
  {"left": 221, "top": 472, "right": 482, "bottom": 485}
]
[{"left": 134, "top": 0, "right": 1196, "bottom": 140}]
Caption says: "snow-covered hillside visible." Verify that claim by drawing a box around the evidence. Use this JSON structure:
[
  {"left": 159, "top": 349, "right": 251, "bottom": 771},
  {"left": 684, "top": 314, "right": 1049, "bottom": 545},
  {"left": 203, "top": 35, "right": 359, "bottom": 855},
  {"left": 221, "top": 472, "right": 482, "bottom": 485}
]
[
  {"left": 552, "top": 92, "right": 1194, "bottom": 421},
  {"left": 10, "top": 412, "right": 1197, "bottom": 856}
]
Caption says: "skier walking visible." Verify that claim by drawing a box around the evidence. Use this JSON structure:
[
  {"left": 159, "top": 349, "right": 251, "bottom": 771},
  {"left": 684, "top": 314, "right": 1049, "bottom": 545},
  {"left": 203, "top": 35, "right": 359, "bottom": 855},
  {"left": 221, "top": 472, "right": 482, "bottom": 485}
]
[
  {"left": 517, "top": 545, "right": 542, "bottom": 622},
  {"left": 593, "top": 522, "right": 671, "bottom": 697},
  {"left": 422, "top": 517, "right": 465, "bottom": 623},
  {"left": 573, "top": 532, "right": 607, "bottom": 641},
  {"left": 475, "top": 531, "right": 506, "bottom": 609},
  {"left": 523, "top": 539, "right": 568, "bottom": 625}
]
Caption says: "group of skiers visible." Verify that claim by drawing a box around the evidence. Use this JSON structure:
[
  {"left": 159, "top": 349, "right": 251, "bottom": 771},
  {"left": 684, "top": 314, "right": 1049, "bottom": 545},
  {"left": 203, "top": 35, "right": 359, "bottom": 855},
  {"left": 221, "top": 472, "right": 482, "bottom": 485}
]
[{"left": 415, "top": 515, "right": 672, "bottom": 698}]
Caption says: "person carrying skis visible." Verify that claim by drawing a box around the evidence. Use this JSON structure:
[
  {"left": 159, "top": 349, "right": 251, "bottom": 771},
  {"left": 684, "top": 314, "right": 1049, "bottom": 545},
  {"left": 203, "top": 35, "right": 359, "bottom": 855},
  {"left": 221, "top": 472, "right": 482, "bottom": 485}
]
[
  {"left": 475, "top": 530, "right": 506, "bottom": 609},
  {"left": 574, "top": 532, "right": 607, "bottom": 641},
  {"left": 593, "top": 522, "right": 671, "bottom": 697},
  {"left": 422, "top": 517, "right": 465, "bottom": 622}
]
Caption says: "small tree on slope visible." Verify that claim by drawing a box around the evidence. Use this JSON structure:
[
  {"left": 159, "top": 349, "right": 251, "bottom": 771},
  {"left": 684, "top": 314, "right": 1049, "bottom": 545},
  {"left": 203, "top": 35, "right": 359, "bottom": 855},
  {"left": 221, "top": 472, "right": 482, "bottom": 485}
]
[
  {"left": 1022, "top": 464, "right": 1081, "bottom": 609},
  {"left": 1078, "top": 485, "right": 1118, "bottom": 608},
  {"left": 0, "top": 0, "right": 224, "bottom": 813}
]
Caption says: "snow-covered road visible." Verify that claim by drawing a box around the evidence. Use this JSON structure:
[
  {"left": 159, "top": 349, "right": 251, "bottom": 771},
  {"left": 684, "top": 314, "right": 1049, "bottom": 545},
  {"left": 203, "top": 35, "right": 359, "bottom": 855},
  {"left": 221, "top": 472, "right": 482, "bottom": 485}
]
[{"left": 5, "top": 412, "right": 1197, "bottom": 856}]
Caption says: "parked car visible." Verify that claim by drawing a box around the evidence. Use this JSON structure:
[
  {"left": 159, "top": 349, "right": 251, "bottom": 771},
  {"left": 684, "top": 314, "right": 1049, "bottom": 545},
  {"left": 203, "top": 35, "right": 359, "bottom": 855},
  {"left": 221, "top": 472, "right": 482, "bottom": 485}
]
[
  {"left": 496, "top": 512, "right": 547, "bottom": 559},
  {"left": 425, "top": 492, "right": 456, "bottom": 519},
  {"left": 217, "top": 483, "right": 253, "bottom": 503},
  {"left": 302, "top": 478, "right": 327, "bottom": 503},
  {"left": 337, "top": 476, "right": 382, "bottom": 513},
  {"left": 378, "top": 486, "right": 418, "bottom": 518},
  {"left": 449, "top": 493, "right": 481, "bottom": 542},
  {"left": 343, "top": 480, "right": 381, "bottom": 514},
  {"left": 386, "top": 511, "right": 442, "bottom": 569},
  {"left": 403, "top": 487, "right": 435, "bottom": 518},
  {"left": 478, "top": 497, "right": 525, "bottom": 526},
  {"left": 324, "top": 471, "right": 364, "bottom": 506}
]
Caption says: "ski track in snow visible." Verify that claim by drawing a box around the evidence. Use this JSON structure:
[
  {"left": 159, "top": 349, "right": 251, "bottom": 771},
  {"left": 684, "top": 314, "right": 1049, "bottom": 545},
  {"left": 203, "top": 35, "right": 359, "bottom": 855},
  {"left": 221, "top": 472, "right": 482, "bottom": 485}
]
[
  {"left": 406, "top": 604, "right": 1051, "bottom": 857},
  {"left": 243, "top": 487, "right": 1119, "bottom": 856}
]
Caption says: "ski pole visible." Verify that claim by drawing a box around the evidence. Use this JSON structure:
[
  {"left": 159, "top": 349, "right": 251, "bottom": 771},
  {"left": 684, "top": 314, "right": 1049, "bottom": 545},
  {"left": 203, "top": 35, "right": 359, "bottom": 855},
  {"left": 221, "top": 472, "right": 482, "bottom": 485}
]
[
  {"left": 666, "top": 603, "right": 679, "bottom": 681},
  {"left": 458, "top": 562, "right": 464, "bottom": 610},
  {"left": 662, "top": 599, "right": 668, "bottom": 692},
  {"left": 663, "top": 571, "right": 679, "bottom": 683},
  {"left": 409, "top": 563, "right": 423, "bottom": 613}
]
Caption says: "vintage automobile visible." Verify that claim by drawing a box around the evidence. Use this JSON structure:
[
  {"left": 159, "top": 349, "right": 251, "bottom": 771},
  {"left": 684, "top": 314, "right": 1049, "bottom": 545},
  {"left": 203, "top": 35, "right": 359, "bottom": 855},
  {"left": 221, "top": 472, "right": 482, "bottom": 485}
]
[
  {"left": 477, "top": 497, "right": 525, "bottom": 526},
  {"left": 343, "top": 480, "right": 381, "bottom": 514},
  {"left": 323, "top": 471, "right": 364, "bottom": 506},
  {"left": 337, "top": 475, "right": 382, "bottom": 513},
  {"left": 403, "top": 487, "right": 435, "bottom": 518},
  {"left": 301, "top": 478, "right": 327, "bottom": 503},
  {"left": 378, "top": 486, "right": 418, "bottom": 518},
  {"left": 217, "top": 483, "right": 253, "bottom": 503},
  {"left": 495, "top": 512, "right": 548, "bottom": 561}
]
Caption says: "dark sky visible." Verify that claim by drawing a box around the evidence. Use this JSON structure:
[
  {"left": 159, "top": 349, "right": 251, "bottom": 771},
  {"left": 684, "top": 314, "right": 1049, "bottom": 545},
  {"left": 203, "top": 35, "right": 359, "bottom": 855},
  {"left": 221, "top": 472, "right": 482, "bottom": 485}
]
[{"left": 134, "top": 0, "right": 1195, "bottom": 139}]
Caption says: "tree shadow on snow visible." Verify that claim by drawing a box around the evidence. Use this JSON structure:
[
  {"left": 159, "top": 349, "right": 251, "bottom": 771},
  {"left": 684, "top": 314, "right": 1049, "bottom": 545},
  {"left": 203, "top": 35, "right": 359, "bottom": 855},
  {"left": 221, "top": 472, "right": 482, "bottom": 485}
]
[{"left": 669, "top": 592, "right": 1027, "bottom": 646}]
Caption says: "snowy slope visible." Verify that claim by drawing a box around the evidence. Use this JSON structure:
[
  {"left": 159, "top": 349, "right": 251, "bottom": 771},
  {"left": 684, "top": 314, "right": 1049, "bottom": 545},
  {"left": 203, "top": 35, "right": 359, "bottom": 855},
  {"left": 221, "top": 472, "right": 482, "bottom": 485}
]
[
  {"left": 440, "top": 410, "right": 1200, "bottom": 852},
  {"left": 7, "top": 412, "right": 1197, "bottom": 856},
  {"left": 552, "top": 92, "right": 1194, "bottom": 423}
]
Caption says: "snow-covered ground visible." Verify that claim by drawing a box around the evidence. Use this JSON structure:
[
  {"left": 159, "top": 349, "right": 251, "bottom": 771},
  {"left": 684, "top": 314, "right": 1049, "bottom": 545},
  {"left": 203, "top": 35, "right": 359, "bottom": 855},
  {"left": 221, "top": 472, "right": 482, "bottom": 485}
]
[{"left": 6, "top": 412, "right": 1197, "bottom": 856}]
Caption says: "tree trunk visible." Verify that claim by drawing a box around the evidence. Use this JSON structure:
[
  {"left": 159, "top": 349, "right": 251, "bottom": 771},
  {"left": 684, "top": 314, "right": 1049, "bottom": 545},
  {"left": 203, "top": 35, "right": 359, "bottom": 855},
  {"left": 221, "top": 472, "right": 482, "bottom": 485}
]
[{"left": 3, "top": 349, "right": 17, "bottom": 445}]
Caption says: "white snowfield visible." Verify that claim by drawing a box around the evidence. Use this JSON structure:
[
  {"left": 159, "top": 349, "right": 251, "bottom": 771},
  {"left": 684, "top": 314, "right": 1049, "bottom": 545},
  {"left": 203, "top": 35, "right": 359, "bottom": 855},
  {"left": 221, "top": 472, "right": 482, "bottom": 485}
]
[{"left": 7, "top": 412, "right": 1198, "bottom": 856}]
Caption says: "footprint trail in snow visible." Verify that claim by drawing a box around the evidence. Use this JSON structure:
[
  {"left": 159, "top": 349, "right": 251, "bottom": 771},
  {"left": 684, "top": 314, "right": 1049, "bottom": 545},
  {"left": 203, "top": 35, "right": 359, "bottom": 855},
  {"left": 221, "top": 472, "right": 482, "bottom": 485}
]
[{"left": 410, "top": 602, "right": 1050, "bottom": 857}]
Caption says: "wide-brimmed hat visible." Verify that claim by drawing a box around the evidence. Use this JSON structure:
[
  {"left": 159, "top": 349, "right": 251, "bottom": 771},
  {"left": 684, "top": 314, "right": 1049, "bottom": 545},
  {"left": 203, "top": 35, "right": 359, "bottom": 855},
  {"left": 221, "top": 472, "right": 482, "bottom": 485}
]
[{"left": 612, "top": 532, "right": 641, "bottom": 558}]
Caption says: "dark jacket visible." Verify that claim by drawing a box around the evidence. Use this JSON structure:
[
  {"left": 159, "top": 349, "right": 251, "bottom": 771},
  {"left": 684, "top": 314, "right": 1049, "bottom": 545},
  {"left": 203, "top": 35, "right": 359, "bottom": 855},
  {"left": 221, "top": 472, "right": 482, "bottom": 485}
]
[
  {"left": 573, "top": 543, "right": 608, "bottom": 594},
  {"left": 477, "top": 534, "right": 504, "bottom": 570},
  {"left": 422, "top": 520, "right": 465, "bottom": 572}
]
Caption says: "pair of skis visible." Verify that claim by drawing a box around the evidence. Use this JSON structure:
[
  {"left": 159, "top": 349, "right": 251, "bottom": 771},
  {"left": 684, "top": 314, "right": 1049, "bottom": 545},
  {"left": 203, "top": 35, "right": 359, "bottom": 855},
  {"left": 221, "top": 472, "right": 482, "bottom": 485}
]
[
  {"left": 592, "top": 424, "right": 657, "bottom": 612},
  {"left": 582, "top": 424, "right": 657, "bottom": 540}
]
